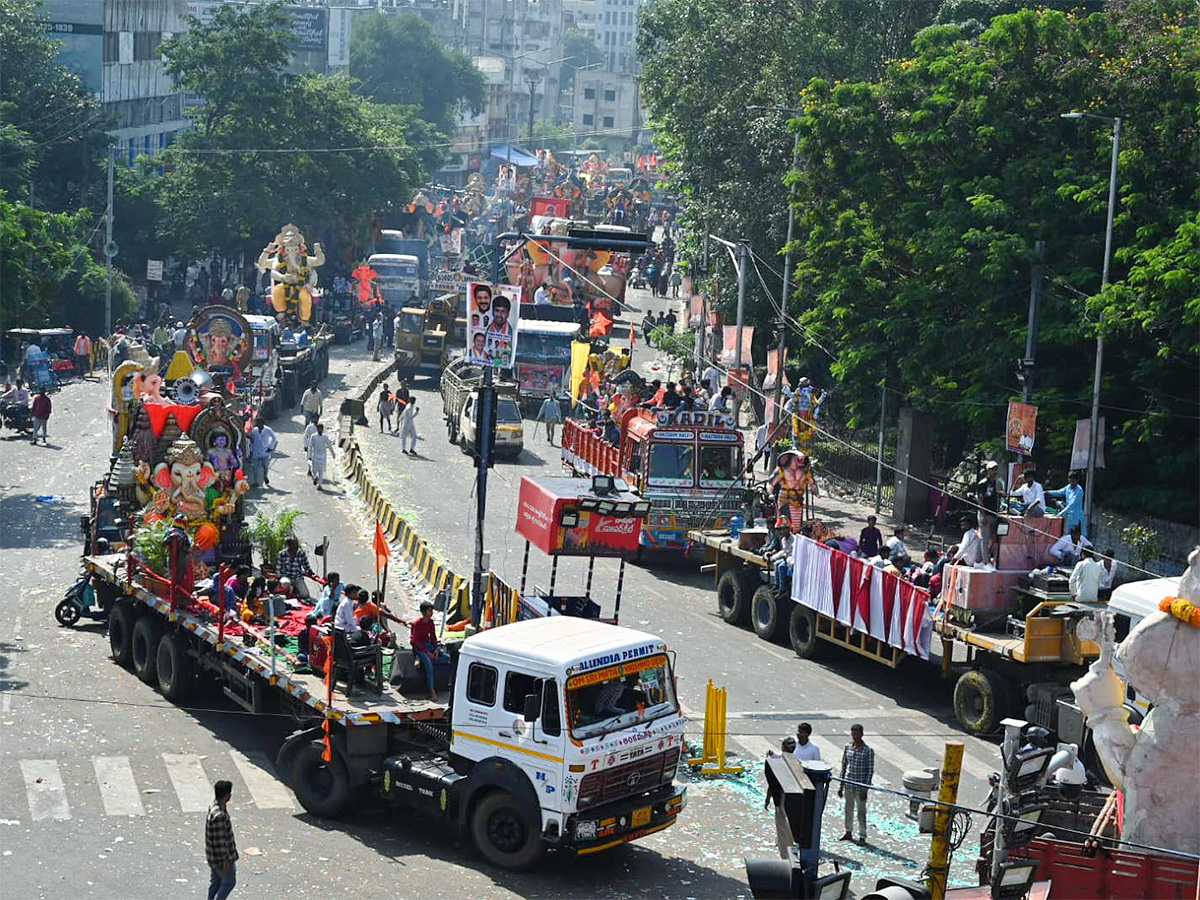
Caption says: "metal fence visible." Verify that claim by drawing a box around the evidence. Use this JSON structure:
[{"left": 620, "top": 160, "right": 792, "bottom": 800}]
[{"left": 806, "top": 423, "right": 896, "bottom": 515}]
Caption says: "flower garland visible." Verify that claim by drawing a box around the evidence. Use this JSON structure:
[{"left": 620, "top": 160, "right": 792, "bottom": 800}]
[{"left": 1158, "top": 595, "right": 1200, "bottom": 628}]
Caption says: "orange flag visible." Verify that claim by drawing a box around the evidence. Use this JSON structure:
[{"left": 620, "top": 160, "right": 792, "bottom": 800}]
[{"left": 373, "top": 522, "right": 391, "bottom": 574}]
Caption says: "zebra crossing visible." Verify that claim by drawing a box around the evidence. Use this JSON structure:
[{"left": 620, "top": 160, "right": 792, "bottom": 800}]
[
  {"left": 725, "top": 722, "right": 1000, "bottom": 797},
  {"left": 6, "top": 749, "right": 296, "bottom": 824}
]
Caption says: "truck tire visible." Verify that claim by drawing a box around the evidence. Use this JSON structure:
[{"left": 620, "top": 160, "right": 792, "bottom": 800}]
[
  {"left": 716, "top": 569, "right": 756, "bottom": 626},
  {"left": 55, "top": 598, "right": 81, "bottom": 627},
  {"left": 751, "top": 585, "right": 787, "bottom": 643},
  {"left": 131, "top": 615, "right": 162, "bottom": 685},
  {"left": 954, "top": 669, "right": 1006, "bottom": 736},
  {"left": 291, "top": 740, "right": 352, "bottom": 818},
  {"left": 788, "top": 605, "right": 821, "bottom": 660},
  {"left": 109, "top": 599, "right": 137, "bottom": 668},
  {"left": 470, "top": 790, "right": 546, "bottom": 871},
  {"left": 156, "top": 631, "right": 194, "bottom": 702}
]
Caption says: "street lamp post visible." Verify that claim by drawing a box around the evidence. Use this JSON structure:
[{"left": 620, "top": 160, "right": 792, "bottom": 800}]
[{"left": 1061, "top": 111, "right": 1121, "bottom": 535}]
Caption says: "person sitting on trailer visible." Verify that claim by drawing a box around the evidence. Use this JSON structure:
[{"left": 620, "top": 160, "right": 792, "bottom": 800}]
[
  {"left": 410, "top": 601, "right": 449, "bottom": 700},
  {"left": 310, "top": 572, "right": 342, "bottom": 620},
  {"left": 333, "top": 585, "right": 370, "bottom": 648}
]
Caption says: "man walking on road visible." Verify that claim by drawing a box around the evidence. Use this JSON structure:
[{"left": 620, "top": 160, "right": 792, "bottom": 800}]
[
  {"left": 398, "top": 398, "right": 420, "bottom": 455},
  {"left": 205, "top": 780, "right": 238, "bottom": 900},
  {"left": 300, "top": 382, "right": 323, "bottom": 426},
  {"left": 30, "top": 388, "right": 51, "bottom": 445},
  {"left": 793, "top": 723, "right": 822, "bottom": 761},
  {"left": 838, "top": 724, "right": 874, "bottom": 844},
  {"left": 247, "top": 418, "right": 277, "bottom": 488},
  {"left": 309, "top": 423, "right": 336, "bottom": 489},
  {"left": 536, "top": 393, "right": 564, "bottom": 445},
  {"left": 371, "top": 315, "right": 383, "bottom": 362}
]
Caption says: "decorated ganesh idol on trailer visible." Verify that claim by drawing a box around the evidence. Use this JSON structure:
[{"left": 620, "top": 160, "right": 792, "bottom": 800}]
[{"left": 88, "top": 310, "right": 255, "bottom": 595}]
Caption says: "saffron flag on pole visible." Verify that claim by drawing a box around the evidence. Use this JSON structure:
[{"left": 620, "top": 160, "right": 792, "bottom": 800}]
[{"left": 373, "top": 522, "right": 391, "bottom": 574}]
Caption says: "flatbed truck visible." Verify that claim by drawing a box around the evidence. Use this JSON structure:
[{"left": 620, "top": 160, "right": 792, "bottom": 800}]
[
  {"left": 80, "top": 554, "right": 686, "bottom": 869},
  {"left": 277, "top": 328, "right": 332, "bottom": 409},
  {"left": 689, "top": 529, "right": 1109, "bottom": 738}
]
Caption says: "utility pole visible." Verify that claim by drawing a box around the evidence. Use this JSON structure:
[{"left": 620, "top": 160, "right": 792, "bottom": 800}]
[
  {"left": 733, "top": 241, "right": 748, "bottom": 428},
  {"left": 926, "top": 742, "right": 965, "bottom": 900},
  {"left": 471, "top": 365, "right": 497, "bottom": 628},
  {"left": 874, "top": 382, "right": 886, "bottom": 514},
  {"left": 1084, "top": 117, "right": 1121, "bottom": 536},
  {"left": 1021, "top": 241, "right": 1045, "bottom": 406},
  {"left": 526, "top": 76, "right": 538, "bottom": 144},
  {"left": 104, "top": 146, "right": 115, "bottom": 338},
  {"left": 774, "top": 130, "right": 800, "bottom": 438}
]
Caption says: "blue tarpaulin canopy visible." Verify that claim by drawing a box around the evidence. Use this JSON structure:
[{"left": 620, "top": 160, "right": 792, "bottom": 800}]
[{"left": 489, "top": 144, "right": 539, "bottom": 167}]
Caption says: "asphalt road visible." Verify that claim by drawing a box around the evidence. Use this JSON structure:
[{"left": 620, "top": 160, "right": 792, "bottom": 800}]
[{"left": 0, "top": 297, "right": 1000, "bottom": 899}]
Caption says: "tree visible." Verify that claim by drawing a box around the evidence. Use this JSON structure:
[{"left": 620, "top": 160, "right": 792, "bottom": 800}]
[
  {"left": 350, "top": 11, "right": 485, "bottom": 135},
  {"left": 156, "top": 4, "right": 421, "bottom": 262},
  {"left": 787, "top": 4, "right": 1198, "bottom": 519},
  {"left": 1, "top": 194, "right": 136, "bottom": 333},
  {"left": 0, "top": 0, "right": 106, "bottom": 212},
  {"left": 562, "top": 29, "right": 605, "bottom": 92}
]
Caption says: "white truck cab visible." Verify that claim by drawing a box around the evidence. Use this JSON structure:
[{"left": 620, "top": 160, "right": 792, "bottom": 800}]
[
  {"left": 243, "top": 314, "right": 282, "bottom": 418},
  {"left": 459, "top": 390, "right": 524, "bottom": 459},
  {"left": 381, "top": 617, "right": 686, "bottom": 868}
]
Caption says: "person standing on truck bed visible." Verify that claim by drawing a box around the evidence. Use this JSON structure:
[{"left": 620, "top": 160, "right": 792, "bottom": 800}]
[
  {"left": 205, "top": 780, "right": 238, "bottom": 900},
  {"left": 300, "top": 382, "right": 323, "bottom": 426},
  {"left": 838, "top": 724, "right": 874, "bottom": 845},
  {"left": 1069, "top": 547, "right": 1104, "bottom": 603},
  {"left": 858, "top": 516, "right": 883, "bottom": 558}
]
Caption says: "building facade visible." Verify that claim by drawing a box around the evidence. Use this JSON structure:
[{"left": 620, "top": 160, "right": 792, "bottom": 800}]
[
  {"left": 572, "top": 70, "right": 639, "bottom": 156},
  {"left": 594, "top": 0, "right": 648, "bottom": 74}
]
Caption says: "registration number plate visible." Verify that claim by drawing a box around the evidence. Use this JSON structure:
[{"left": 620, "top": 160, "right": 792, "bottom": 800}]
[{"left": 632, "top": 806, "right": 651, "bottom": 828}]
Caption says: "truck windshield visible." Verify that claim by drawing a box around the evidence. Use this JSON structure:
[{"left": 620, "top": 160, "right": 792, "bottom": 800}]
[
  {"left": 566, "top": 654, "right": 677, "bottom": 740},
  {"left": 400, "top": 312, "right": 423, "bottom": 333},
  {"left": 698, "top": 446, "right": 740, "bottom": 486},
  {"left": 647, "top": 443, "right": 694, "bottom": 487},
  {"left": 374, "top": 263, "right": 419, "bottom": 279},
  {"left": 496, "top": 398, "right": 522, "bottom": 424}
]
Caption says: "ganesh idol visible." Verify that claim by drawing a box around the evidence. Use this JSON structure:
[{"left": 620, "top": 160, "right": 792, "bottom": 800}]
[{"left": 256, "top": 223, "right": 325, "bottom": 324}]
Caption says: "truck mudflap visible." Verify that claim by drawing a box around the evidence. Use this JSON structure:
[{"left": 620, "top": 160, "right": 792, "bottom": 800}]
[{"left": 564, "top": 783, "right": 686, "bottom": 854}]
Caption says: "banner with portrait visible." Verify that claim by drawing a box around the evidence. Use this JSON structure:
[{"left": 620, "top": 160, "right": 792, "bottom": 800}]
[
  {"left": 466, "top": 283, "right": 521, "bottom": 369},
  {"left": 1005, "top": 402, "right": 1038, "bottom": 454}
]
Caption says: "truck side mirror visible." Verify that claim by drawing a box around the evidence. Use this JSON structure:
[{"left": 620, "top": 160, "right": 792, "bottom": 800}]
[
  {"left": 523, "top": 694, "right": 540, "bottom": 723},
  {"left": 80, "top": 515, "right": 90, "bottom": 535}
]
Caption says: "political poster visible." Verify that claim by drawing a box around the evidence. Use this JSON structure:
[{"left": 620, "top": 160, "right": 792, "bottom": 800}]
[
  {"left": 1070, "top": 417, "right": 1106, "bottom": 470},
  {"left": 1005, "top": 402, "right": 1038, "bottom": 454},
  {"left": 466, "top": 283, "right": 520, "bottom": 369}
]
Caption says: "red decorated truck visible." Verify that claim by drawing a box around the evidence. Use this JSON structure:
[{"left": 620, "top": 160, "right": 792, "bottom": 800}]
[{"left": 562, "top": 408, "right": 745, "bottom": 552}]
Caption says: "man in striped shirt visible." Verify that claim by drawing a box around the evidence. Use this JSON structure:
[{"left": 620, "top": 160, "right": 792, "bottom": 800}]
[
  {"left": 206, "top": 780, "right": 238, "bottom": 899},
  {"left": 838, "top": 724, "right": 875, "bottom": 843}
]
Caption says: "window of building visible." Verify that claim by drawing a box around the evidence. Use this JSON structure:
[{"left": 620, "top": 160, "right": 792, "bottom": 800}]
[
  {"left": 604, "top": 89, "right": 616, "bottom": 101},
  {"left": 466, "top": 662, "right": 498, "bottom": 705},
  {"left": 604, "top": 10, "right": 611, "bottom": 23},
  {"left": 582, "top": 113, "right": 594, "bottom": 126},
  {"left": 603, "top": 116, "right": 614, "bottom": 128},
  {"left": 584, "top": 87, "right": 595, "bottom": 99}
]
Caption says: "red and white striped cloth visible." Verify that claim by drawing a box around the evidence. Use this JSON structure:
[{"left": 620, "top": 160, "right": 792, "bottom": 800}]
[{"left": 790, "top": 536, "right": 932, "bottom": 659}]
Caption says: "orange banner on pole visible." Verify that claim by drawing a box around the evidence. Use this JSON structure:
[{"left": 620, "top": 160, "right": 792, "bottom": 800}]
[
  {"left": 719, "top": 326, "right": 754, "bottom": 367},
  {"left": 763, "top": 348, "right": 787, "bottom": 391},
  {"left": 373, "top": 522, "right": 391, "bottom": 574},
  {"left": 1005, "top": 402, "right": 1038, "bottom": 454}
]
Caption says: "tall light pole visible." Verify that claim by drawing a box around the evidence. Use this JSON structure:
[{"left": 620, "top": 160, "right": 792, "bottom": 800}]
[
  {"left": 1061, "top": 111, "right": 1121, "bottom": 535},
  {"left": 749, "top": 104, "right": 802, "bottom": 439}
]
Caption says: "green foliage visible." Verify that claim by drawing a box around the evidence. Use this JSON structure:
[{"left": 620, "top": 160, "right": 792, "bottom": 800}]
[
  {"left": 156, "top": 7, "right": 421, "bottom": 258},
  {"left": 0, "top": 0, "right": 106, "bottom": 211},
  {"left": 133, "top": 519, "right": 172, "bottom": 577},
  {"left": 246, "top": 504, "right": 306, "bottom": 569},
  {"left": 786, "top": 4, "right": 1198, "bottom": 520},
  {"left": 0, "top": 194, "right": 136, "bottom": 331},
  {"left": 562, "top": 29, "right": 605, "bottom": 92},
  {"left": 1121, "top": 523, "right": 1163, "bottom": 569},
  {"left": 350, "top": 11, "right": 485, "bottom": 134}
]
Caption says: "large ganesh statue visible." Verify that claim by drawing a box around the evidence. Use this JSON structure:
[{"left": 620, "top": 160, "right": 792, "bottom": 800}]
[{"left": 256, "top": 223, "right": 325, "bottom": 324}]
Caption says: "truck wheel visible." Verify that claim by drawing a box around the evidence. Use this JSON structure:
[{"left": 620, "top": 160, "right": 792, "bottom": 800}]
[
  {"left": 788, "top": 605, "right": 821, "bottom": 659},
  {"left": 109, "top": 600, "right": 137, "bottom": 668},
  {"left": 954, "top": 669, "right": 1006, "bottom": 735},
  {"left": 751, "top": 585, "right": 787, "bottom": 643},
  {"left": 447, "top": 420, "right": 457, "bottom": 444},
  {"left": 131, "top": 615, "right": 162, "bottom": 685},
  {"left": 716, "top": 569, "right": 755, "bottom": 626},
  {"left": 470, "top": 790, "right": 546, "bottom": 871},
  {"left": 291, "top": 740, "right": 352, "bottom": 818},
  {"left": 156, "top": 631, "right": 194, "bottom": 702}
]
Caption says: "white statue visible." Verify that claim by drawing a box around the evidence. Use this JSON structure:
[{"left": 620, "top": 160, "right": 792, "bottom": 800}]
[
  {"left": 255, "top": 223, "right": 324, "bottom": 323},
  {"left": 1071, "top": 547, "right": 1200, "bottom": 856}
]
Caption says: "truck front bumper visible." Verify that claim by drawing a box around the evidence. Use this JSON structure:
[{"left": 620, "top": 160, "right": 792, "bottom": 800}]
[{"left": 563, "top": 784, "right": 686, "bottom": 854}]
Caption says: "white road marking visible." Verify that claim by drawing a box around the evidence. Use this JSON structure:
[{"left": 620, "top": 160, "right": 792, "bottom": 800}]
[
  {"left": 93, "top": 756, "right": 145, "bottom": 816},
  {"left": 1, "top": 692, "right": 11, "bottom": 713},
  {"left": 13, "top": 616, "right": 22, "bottom": 640},
  {"left": 162, "top": 753, "right": 211, "bottom": 813},
  {"left": 862, "top": 735, "right": 935, "bottom": 783},
  {"left": 20, "top": 760, "right": 71, "bottom": 821},
  {"left": 229, "top": 750, "right": 294, "bottom": 810},
  {"left": 908, "top": 734, "right": 996, "bottom": 782}
]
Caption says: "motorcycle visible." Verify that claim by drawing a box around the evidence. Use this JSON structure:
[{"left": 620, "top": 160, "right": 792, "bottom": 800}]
[
  {"left": 55, "top": 571, "right": 113, "bottom": 627},
  {"left": 2, "top": 402, "right": 33, "bottom": 434}
]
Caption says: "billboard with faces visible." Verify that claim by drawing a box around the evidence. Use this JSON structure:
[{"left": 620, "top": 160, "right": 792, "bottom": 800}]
[{"left": 466, "top": 283, "right": 521, "bottom": 368}]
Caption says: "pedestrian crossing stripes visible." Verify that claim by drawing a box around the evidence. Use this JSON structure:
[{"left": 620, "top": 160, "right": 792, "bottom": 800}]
[
  {"left": 727, "top": 729, "right": 998, "bottom": 798},
  {"left": 7, "top": 750, "right": 296, "bottom": 824}
]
